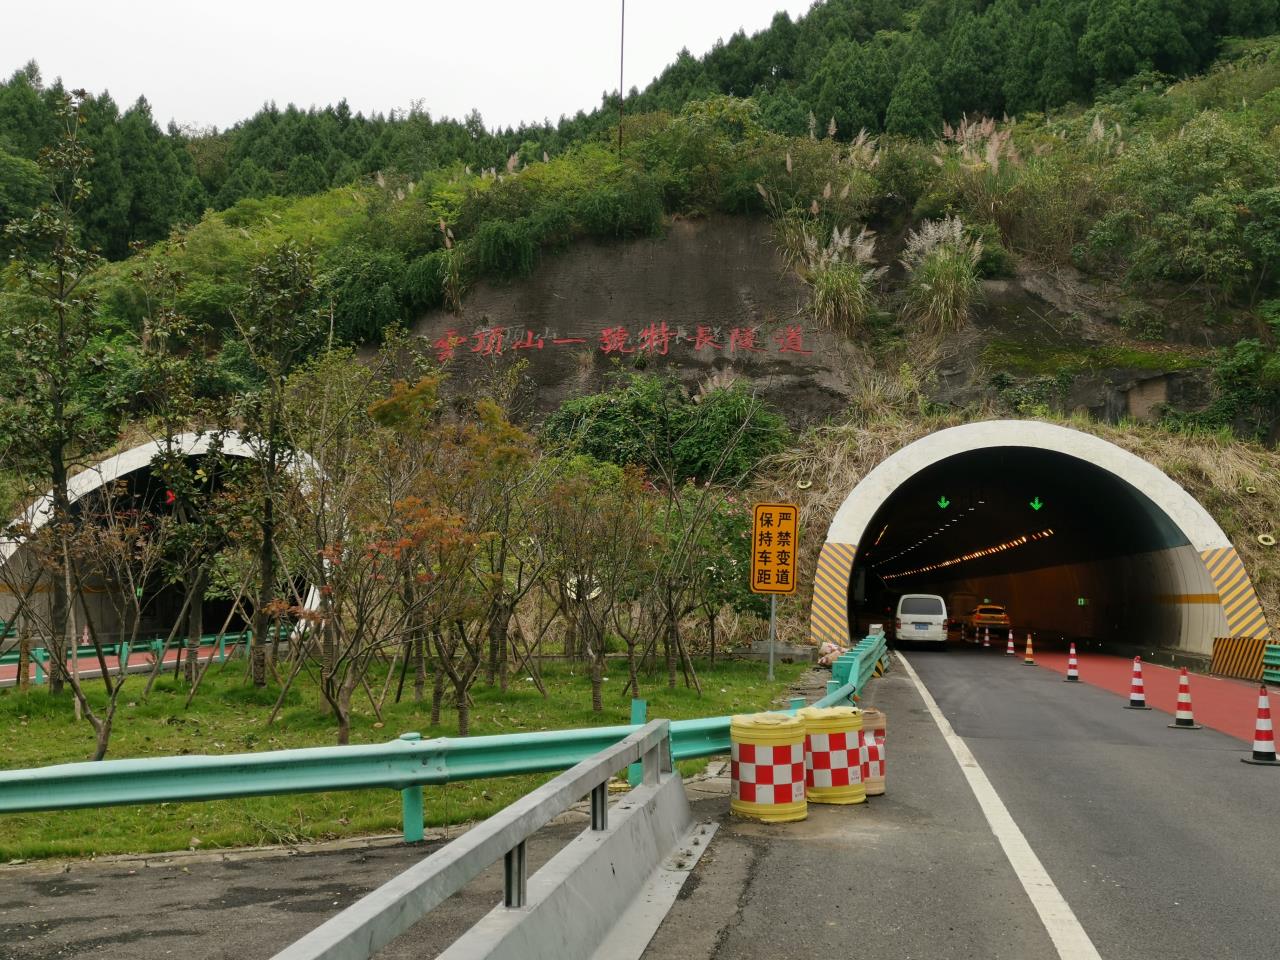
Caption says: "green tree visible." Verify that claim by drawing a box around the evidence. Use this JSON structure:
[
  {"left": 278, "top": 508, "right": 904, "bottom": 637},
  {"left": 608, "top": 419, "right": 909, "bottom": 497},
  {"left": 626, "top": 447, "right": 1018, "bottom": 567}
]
[
  {"left": 0, "top": 92, "right": 131, "bottom": 696},
  {"left": 231, "top": 241, "right": 326, "bottom": 686},
  {"left": 884, "top": 61, "right": 944, "bottom": 139}
]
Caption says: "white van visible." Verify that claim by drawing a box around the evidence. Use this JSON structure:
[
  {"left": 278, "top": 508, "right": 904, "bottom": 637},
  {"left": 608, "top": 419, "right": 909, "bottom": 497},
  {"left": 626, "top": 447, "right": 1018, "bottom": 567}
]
[{"left": 895, "top": 594, "right": 948, "bottom": 645}]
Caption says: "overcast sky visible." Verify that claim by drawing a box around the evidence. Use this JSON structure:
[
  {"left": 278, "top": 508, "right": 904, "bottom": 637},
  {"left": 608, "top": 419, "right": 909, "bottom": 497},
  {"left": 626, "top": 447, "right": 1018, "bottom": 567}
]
[{"left": 2, "top": 1, "right": 814, "bottom": 132}]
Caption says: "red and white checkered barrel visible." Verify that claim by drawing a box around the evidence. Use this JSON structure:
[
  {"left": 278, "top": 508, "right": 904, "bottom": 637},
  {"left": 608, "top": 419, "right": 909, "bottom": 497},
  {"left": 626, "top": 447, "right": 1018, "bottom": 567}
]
[
  {"left": 797, "top": 706, "right": 865, "bottom": 805},
  {"left": 860, "top": 706, "right": 887, "bottom": 796},
  {"left": 729, "top": 712, "right": 807, "bottom": 823}
]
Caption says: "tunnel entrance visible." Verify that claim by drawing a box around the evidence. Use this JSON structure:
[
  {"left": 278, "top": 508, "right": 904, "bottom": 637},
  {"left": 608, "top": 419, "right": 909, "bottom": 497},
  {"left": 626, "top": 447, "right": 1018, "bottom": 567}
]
[
  {"left": 0, "top": 432, "right": 319, "bottom": 649},
  {"left": 811, "top": 421, "right": 1271, "bottom": 659}
]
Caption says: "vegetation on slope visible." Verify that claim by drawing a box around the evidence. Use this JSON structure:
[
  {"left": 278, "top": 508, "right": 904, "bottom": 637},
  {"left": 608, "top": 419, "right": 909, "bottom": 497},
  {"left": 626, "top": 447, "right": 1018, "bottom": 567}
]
[{"left": 3, "top": 1, "right": 1278, "bottom": 256}]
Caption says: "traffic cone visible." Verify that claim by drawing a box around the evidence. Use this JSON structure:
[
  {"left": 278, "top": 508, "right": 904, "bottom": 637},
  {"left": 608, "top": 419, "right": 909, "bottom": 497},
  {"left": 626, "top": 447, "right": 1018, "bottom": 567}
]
[
  {"left": 1063, "top": 643, "right": 1079, "bottom": 682},
  {"left": 1125, "top": 657, "right": 1151, "bottom": 709},
  {"left": 1167, "top": 668, "right": 1201, "bottom": 729},
  {"left": 1241, "top": 686, "right": 1280, "bottom": 765},
  {"left": 1023, "top": 633, "right": 1035, "bottom": 665},
  {"left": 1005, "top": 631, "right": 1015, "bottom": 656},
  {"left": 982, "top": 628, "right": 990, "bottom": 649}
]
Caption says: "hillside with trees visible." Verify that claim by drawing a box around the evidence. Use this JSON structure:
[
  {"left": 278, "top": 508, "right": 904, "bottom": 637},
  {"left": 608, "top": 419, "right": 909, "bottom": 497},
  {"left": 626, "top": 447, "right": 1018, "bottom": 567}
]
[
  {"left": 3, "top": 0, "right": 1277, "bottom": 255},
  {"left": 0, "top": 2, "right": 1278, "bottom": 856}
]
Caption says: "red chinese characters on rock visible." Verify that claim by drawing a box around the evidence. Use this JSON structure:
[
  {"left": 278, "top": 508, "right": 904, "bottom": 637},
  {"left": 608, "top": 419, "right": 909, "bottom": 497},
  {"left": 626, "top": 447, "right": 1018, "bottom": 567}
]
[
  {"left": 471, "top": 327, "right": 505, "bottom": 356},
  {"left": 728, "top": 327, "right": 764, "bottom": 354},
  {"left": 599, "top": 326, "right": 634, "bottom": 354},
  {"left": 430, "top": 325, "right": 816, "bottom": 361}
]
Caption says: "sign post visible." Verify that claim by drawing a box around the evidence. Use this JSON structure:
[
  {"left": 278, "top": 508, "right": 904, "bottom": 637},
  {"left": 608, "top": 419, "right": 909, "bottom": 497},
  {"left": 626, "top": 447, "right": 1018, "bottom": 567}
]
[{"left": 750, "top": 503, "right": 799, "bottom": 681}]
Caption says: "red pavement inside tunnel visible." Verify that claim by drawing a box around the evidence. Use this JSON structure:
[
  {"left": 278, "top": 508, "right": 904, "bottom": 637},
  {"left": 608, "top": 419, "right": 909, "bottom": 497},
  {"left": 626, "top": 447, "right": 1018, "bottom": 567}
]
[{"left": 1023, "top": 649, "right": 1276, "bottom": 743}]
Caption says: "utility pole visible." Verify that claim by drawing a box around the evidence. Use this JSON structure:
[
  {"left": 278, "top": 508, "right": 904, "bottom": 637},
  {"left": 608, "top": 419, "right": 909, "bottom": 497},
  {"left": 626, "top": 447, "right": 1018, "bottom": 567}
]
[{"left": 617, "top": 0, "right": 626, "bottom": 157}]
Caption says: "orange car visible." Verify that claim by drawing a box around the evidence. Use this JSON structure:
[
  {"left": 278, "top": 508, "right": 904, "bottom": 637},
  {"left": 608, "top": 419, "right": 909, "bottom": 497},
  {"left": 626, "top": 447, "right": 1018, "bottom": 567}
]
[{"left": 964, "top": 603, "right": 1011, "bottom": 638}]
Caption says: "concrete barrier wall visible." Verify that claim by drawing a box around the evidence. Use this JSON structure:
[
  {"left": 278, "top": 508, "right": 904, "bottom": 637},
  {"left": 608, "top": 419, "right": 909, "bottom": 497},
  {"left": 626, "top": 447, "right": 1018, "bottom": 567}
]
[{"left": 438, "top": 772, "right": 693, "bottom": 960}]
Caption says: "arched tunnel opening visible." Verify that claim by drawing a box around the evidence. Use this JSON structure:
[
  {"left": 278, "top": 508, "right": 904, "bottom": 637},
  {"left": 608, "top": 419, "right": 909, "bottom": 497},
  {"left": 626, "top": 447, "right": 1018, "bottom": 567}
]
[
  {"left": 847, "top": 446, "right": 1210, "bottom": 654},
  {"left": 1, "top": 454, "right": 250, "bottom": 646}
]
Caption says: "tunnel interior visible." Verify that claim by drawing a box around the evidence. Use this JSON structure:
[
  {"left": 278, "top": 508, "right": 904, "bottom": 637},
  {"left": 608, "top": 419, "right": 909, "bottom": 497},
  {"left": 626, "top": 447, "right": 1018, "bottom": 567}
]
[{"left": 848, "top": 447, "right": 1217, "bottom": 652}]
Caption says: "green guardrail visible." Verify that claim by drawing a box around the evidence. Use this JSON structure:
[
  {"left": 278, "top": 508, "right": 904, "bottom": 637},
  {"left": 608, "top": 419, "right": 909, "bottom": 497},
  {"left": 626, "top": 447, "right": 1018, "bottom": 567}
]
[
  {"left": 0, "top": 629, "right": 283, "bottom": 677},
  {"left": 1264, "top": 644, "right": 1280, "bottom": 685},
  {"left": 0, "top": 632, "right": 890, "bottom": 843},
  {"left": 817, "top": 631, "right": 889, "bottom": 708}
]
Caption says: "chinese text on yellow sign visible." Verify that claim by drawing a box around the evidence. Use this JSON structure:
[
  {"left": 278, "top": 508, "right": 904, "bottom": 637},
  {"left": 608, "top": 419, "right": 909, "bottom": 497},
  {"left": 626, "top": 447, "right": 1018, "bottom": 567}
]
[{"left": 751, "top": 503, "right": 798, "bottom": 595}]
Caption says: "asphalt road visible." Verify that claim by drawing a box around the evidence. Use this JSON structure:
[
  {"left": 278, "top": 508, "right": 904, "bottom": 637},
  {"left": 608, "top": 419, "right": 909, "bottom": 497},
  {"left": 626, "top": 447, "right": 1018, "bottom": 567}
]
[
  {"left": 4, "top": 651, "right": 1278, "bottom": 959},
  {"left": 0, "top": 815, "right": 591, "bottom": 960},
  {"left": 646, "top": 648, "right": 1280, "bottom": 960},
  {"left": 910, "top": 647, "right": 1280, "bottom": 960}
]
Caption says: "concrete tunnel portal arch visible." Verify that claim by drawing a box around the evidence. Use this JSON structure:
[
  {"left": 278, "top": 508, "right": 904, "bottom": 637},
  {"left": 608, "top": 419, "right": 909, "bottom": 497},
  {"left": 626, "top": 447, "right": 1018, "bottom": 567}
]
[
  {"left": 810, "top": 421, "right": 1271, "bottom": 658},
  {"left": 0, "top": 432, "right": 322, "bottom": 642}
]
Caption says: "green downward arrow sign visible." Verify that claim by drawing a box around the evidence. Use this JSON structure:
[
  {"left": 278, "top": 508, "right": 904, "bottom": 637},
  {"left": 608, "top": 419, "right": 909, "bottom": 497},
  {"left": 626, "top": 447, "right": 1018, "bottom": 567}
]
[
  {"left": 937, "top": 496, "right": 950, "bottom": 509},
  {"left": 1030, "top": 496, "right": 1044, "bottom": 511}
]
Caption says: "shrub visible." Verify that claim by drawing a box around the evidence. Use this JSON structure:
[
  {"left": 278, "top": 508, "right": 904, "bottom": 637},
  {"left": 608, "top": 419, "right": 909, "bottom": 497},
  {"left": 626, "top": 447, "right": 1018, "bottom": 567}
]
[
  {"left": 321, "top": 244, "right": 407, "bottom": 343},
  {"left": 900, "top": 216, "right": 984, "bottom": 334},
  {"left": 573, "top": 174, "right": 664, "bottom": 238},
  {"left": 471, "top": 218, "right": 538, "bottom": 278},
  {"left": 1119, "top": 304, "right": 1166, "bottom": 341},
  {"left": 541, "top": 374, "right": 788, "bottom": 484},
  {"left": 403, "top": 251, "right": 447, "bottom": 312}
]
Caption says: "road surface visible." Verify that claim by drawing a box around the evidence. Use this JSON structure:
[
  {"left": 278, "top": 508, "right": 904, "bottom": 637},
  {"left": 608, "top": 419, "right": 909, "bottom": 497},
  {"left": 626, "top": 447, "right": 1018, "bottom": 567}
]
[
  {"left": 645, "top": 648, "right": 1280, "bottom": 960},
  {"left": 3, "top": 648, "right": 1278, "bottom": 959}
]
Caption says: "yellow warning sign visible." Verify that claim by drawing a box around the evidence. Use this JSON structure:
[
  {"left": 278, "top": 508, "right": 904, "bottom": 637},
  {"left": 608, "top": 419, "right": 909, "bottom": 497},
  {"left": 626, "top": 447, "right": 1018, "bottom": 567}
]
[{"left": 750, "top": 503, "right": 799, "bottom": 595}]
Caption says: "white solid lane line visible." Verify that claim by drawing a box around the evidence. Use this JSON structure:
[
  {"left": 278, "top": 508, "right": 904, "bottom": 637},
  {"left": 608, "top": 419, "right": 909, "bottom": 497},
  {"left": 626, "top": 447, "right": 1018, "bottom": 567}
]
[{"left": 897, "top": 653, "right": 1103, "bottom": 960}]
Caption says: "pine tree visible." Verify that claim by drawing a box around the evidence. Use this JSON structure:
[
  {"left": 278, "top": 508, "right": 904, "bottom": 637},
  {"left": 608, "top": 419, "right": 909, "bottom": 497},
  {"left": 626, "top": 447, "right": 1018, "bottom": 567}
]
[{"left": 884, "top": 61, "right": 944, "bottom": 139}]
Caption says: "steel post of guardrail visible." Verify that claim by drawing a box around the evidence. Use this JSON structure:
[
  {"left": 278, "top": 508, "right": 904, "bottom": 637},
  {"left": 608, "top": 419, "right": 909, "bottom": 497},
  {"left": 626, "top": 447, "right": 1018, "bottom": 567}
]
[
  {"left": 590, "top": 782, "right": 608, "bottom": 830},
  {"left": 503, "top": 840, "right": 527, "bottom": 908},
  {"left": 627, "top": 698, "right": 647, "bottom": 787},
  {"left": 32, "top": 647, "right": 45, "bottom": 685},
  {"left": 398, "top": 733, "right": 426, "bottom": 843}
]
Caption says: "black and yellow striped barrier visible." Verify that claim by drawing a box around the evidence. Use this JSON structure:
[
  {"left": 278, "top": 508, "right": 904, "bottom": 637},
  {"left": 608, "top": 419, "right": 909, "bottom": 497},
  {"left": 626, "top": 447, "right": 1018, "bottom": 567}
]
[{"left": 1210, "top": 636, "right": 1271, "bottom": 681}]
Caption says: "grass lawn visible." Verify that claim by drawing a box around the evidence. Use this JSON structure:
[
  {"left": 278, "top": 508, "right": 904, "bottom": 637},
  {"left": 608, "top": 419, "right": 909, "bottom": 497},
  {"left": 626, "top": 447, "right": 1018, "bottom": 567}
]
[{"left": 0, "top": 657, "right": 806, "bottom": 860}]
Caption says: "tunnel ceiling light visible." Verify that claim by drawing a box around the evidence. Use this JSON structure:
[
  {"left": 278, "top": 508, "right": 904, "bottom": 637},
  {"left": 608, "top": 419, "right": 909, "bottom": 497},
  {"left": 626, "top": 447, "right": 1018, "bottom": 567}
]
[
  {"left": 874, "top": 524, "right": 889, "bottom": 546},
  {"left": 880, "top": 528, "right": 1055, "bottom": 581}
]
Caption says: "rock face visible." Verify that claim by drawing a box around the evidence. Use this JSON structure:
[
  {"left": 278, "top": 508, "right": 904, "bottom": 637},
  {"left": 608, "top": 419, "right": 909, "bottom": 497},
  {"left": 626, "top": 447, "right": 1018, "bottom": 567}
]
[
  {"left": 412, "top": 213, "right": 1229, "bottom": 430},
  {"left": 411, "top": 215, "right": 855, "bottom": 426}
]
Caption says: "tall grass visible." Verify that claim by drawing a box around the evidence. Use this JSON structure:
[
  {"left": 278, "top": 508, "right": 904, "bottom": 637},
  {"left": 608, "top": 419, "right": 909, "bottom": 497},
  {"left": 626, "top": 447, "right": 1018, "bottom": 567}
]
[
  {"left": 900, "top": 216, "right": 984, "bottom": 334},
  {"left": 795, "top": 223, "right": 887, "bottom": 335}
]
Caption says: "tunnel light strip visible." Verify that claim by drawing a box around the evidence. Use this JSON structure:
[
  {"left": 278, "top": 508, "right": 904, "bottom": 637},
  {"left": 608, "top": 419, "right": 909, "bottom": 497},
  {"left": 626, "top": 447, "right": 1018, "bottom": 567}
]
[{"left": 880, "top": 529, "right": 1055, "bottom": 581}]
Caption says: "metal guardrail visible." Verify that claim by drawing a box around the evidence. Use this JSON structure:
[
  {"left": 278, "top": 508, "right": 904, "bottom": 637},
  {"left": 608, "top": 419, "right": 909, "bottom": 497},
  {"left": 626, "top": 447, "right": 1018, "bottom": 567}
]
[
  {"left": 0, "top": 629, "right": 285, "bottom": 680},
  {"left": 1264, "top": 644, "right": 1280, "bottom": 685},
  {"left": 272, "top": 720, "right": 673, "bottom": 960},
  {"left": 815, "top": 631, "right": 889, "bottom": 708},
  {"left": 0, "top": 633, "right": 889, "bottom": 841}
]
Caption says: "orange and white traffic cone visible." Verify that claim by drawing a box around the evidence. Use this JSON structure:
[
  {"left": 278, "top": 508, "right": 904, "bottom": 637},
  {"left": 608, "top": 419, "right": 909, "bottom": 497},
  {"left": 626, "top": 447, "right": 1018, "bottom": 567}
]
[
  {"left": 1005, "top": 630, "right": 1015, "bottom": 656},
  {"left": 1125, "top": 656, "right": 1151, "bottom": 710},
  {"left": 982, "top": 627, "right": 990, "bottom": 649},
  {"left": 1167, "top": 667, "right": 1201, "bottom": 729},
  {"left": 1023, "top": 633, "right": 1035, "bottom": 665},
  {"left": 1242, "top": 686, "right": 1279, "bottom": 765},
  {"left": 1064, "top": 643, "right": 1079, "bottom": 682}
]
